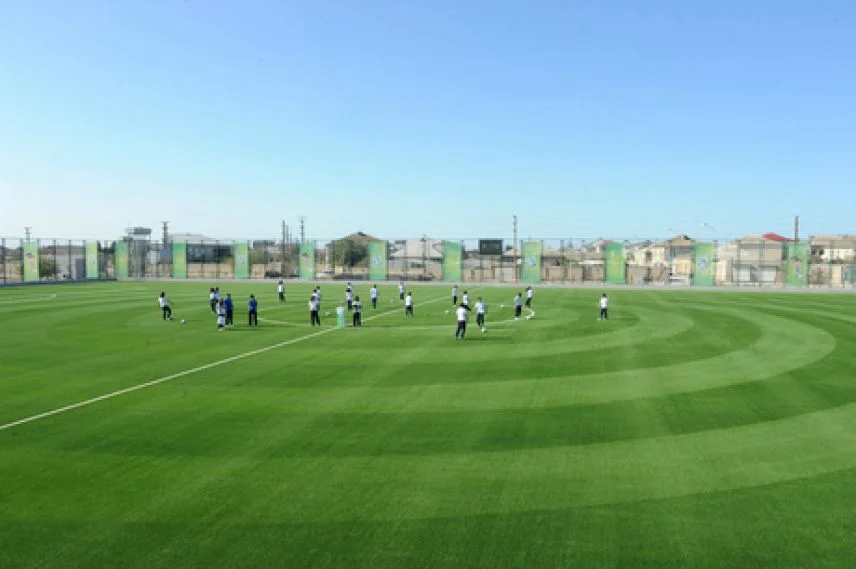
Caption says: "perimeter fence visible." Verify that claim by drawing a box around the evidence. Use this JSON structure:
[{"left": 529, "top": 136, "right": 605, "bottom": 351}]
[{"left": 2, "top": 236, "right": 854, "bottom": 288}]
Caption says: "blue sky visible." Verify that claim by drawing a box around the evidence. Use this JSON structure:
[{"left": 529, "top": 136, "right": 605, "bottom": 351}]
[{"left": 1, "top": 0, "right": 854, "bottom": 242}]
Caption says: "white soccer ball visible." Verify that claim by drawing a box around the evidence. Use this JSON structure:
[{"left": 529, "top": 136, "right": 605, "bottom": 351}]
[
  {"left": 445, "top": 310, "right": 450, "bottom": 314},
  {"left": 500, "top": 304, "right": 505, "bottom": 308},
  {"left": 180, "top": 319, "right": 187, "bottom": 324},
  {"left": 481, "top": 327, "right": 486, "bottom": 333}
]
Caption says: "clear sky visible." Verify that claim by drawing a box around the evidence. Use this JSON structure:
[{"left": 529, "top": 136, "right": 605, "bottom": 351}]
[{"left": 1, "top": 0, "right": 854, "bottom": 242}]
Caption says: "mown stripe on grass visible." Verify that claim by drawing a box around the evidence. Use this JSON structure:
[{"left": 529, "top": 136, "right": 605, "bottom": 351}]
[
  {"left": 0, "top": 296, "right": 447, "bottom": 432},
  {"left": 5, "top": 399, "right": 856, "bottom": 522},
  {"left": 178, "top": 306, "right": 831, "bottom": 412}
]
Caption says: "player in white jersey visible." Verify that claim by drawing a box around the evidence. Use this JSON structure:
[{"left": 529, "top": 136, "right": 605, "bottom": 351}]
[
  {"left": 370, "top": 285, "right": 378, "bottom": 309},
  {"left": 451, "top": 285, "right": 459, "bottom": 306},
  {"left": 346, "top": 288, "right": 353, "bottom": 311},
  {"left": 404, "top": 292, "right": 414, "bottom": 317},
  {"left": 462, "top": 291, "right": 470, "bottom": 310},
  {"left": 399, "top": 281, "right": 405, "bottom": 301},
  {"left": 599, "top": 293, "right": 609, "bottom": 320},
  {"left": 475, "top": 297, "right": 486, "bottom": 331},
  {"left": 352, "top": 296, "right": 363, "bottom": 327},
  {"left": 525, "top": 286, "right": 534, "bottom": 308},
  {"left": 158, "top": 292, "right": 173, "bottom": 320},
  {"left": 209, "top": 287, "right": 217, "bottom": 313},
  {"left": 514, "top": 292, "right": 523, "bottom": 320},
  {"left": 277, "top": 280, "right": 285, "bottom": 302},
  {"left": 455, "top": 304, "right": 468, "bottom": 339},
  {"left": 309, "top": 295, "right": 321, "bottom": 326},
  {"left": 216, "top": 300, "right": 226, "bottom": 331}
]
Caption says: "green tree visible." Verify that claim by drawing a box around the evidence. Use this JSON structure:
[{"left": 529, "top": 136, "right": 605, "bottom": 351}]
[
  {"left": 329, "top": 238, "right": 368, "bottom": 267},
  {"left": 39, "top": 256, "right": 57, "bottom": 279},
  {"left": 250, "top": 247, "right": 268, "bottom": 265}
]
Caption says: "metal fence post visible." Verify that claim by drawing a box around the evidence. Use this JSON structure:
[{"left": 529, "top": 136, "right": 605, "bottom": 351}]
[{"left": 713, "top": 239, "right": 718, "bottom": 287}]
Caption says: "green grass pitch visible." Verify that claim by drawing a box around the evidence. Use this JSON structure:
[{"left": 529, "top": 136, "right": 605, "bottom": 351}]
[{"left": 2, "top": 281, "right": 856, "bottom": 568}]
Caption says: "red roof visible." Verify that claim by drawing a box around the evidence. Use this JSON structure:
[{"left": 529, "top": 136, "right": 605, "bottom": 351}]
[{"left": 762, "top": 233, "right": 794, "bottom": 242}]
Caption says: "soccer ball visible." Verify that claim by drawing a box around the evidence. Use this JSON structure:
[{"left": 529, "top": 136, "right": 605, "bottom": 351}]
[
  {"left": 526, "top": 315, "right": 532, "bottom": 320},
  {"left": 481, "top": 327, "right": 486, "bottom": 333},
  {"left": 180, "top": 319, "right": 187, "bottom": 324},
  {"left": 500, "top": 304, "right": 505, "bottom": 309},
  {"left": 325, "top": 311, "right": 331, "bottom": 316},
  {"left": 445, "top": 310, "right": 450, "bottom": 314}
]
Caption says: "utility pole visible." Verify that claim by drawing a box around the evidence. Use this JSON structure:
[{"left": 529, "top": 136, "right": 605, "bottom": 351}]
[
  {"left": 160, "top": 221, "right": 169, "bottom": 276},
  {"left": 512, "top": 215, "right": 518, "bottom": 282},
  {"left": 422, "top": 234, "right": 428, "bottom": 279},
  {"left": 281, "top": 219, "right": 286, "bottom": 276},
  {"left": 794, "top": 215, "right": 800, "bottom": 243},
  {"left": 298, "top": 216, "right": 306, "bottom": 244},
  {"left": 24, "top": 227, "right": 31, "bottom": 242}
]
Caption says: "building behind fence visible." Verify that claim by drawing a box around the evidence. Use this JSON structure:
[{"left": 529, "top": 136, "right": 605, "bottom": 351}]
[{"left": 2, "top": 230, "right": 855, "bottom": 288}]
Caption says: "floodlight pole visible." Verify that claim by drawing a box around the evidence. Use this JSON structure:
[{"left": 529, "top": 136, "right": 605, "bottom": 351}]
[
  {"left": 422, "top": 234, "right": 427, "bottom": 279},
  {"left": 281, "top": 219, "right": 287, "bottom": 276},
  {"left": 512, "top": 215, "right": 518, "bottom": 282}
]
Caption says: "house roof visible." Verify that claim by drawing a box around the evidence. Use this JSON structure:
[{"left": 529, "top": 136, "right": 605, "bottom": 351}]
[
  {"left": 818, "top": 241, "right": 856, "bottom": 248},
  {"left": 810, "top": 235, "right": 856, "bottom": 247},
  {"left": 169, "top": 233, "right": 223, "bottom": 244},
  {"left": 761, "top": 232, "right": 794, "bottom": 242}
]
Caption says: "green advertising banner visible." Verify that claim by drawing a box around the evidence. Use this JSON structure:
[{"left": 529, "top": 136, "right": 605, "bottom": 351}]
[
  {"left": 520, "top": 241, "right": 542, "bottom": 283},
  {"left": 114, "top": 242, "right": 129, "bottom": 279},
  {"left": 368, "top": 241, "right": 388, "bottom": 281},
  {"left": 604, "top": 242, "right": 626, "bottom": 284},
  {"left": 785, "top": 243, "right": 808, "bottom": 287},
  {"left": 442, "top": 241, "right": 462, "bottom": 282},
  {"left": 233, "top": 242, "right": 250, "bottom": 279},
  {"left": 299, "top": 242, "right": 315, "bottom": 280},
  {"left": 172, "top": 242, "right": 187, "bottom": 279},
  {"left": 23, "top": 241, "right": 40, "bottom": 282},
  {"left": 692, "top": 242, "right": 715, "bottom": 286},
  {"left": 85, "top": 241, "right": 99, "bottom": 279}
]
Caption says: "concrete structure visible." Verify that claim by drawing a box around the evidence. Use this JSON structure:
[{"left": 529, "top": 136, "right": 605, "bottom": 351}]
[{"left": 810, "top": 236, "right": 856, "bottom": 263}]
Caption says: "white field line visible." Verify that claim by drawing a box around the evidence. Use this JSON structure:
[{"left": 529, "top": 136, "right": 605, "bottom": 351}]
[
  {"left": 0, "top": 288, "right": 167, "bottom": 306},
  {"left": 257, "top": 317, "right": 297, "bottom": 326},
  {"left": 0, "top": 293, "right": 63, "bottom": 305},
  {"left": 0, "top": 296, "right": 446, "bottom": 432}
]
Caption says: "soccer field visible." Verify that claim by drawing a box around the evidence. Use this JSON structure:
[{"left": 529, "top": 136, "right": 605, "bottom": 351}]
[{"left": 2, "top": 281, "right": 855, "bottom": 568}]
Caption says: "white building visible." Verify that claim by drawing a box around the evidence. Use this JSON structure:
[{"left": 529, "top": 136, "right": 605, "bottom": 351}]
[{"left": 810, "top": 236, "right": 856, "bottom": 262}]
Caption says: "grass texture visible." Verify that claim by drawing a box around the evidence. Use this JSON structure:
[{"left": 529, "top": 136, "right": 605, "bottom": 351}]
[{"left": 1, "top": 281, "right": 856, "bottom": 568}]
